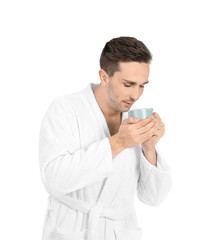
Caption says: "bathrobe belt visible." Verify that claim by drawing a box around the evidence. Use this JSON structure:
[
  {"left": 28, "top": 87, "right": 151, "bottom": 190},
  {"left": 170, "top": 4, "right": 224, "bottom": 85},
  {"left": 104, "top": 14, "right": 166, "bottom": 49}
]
[{"left": 52, "top": 194, "right": 133, "bottom": 240}]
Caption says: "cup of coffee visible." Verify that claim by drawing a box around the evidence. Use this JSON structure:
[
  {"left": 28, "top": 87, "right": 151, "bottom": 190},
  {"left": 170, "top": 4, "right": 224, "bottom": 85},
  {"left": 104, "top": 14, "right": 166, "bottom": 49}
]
[{"left": 128, "top": 108, "right": 153, "bottom": 120}]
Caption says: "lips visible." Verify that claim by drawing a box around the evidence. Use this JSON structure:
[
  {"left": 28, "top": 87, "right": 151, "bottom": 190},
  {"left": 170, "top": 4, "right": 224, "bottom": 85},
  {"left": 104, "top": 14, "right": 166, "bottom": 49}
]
[{"left": 123, "top": 101, "right": 133, "bottom": 106}]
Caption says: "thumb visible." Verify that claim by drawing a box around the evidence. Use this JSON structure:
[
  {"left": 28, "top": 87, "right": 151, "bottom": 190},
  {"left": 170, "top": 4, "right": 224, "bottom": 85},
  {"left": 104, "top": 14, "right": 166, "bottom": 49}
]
[{"left": 122, "top": 117, "right": 140, "bottom": 124}]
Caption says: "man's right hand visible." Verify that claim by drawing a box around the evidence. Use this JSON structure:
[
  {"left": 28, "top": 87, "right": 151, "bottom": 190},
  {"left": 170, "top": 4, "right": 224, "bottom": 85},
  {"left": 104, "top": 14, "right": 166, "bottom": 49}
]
[{"left": 116, "top": 116, "right": 158, "bottom": 149}]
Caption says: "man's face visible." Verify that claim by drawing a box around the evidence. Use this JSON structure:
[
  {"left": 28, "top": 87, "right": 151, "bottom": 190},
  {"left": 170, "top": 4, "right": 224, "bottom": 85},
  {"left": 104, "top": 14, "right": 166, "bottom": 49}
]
[{"left": 105, "top": 61, "right": 150, "bottom": 113}]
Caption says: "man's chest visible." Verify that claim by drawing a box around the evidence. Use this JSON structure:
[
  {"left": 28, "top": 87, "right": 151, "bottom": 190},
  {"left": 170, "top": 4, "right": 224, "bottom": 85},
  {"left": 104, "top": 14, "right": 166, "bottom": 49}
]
[{"left": 107, "top": 122, "right": 121, "bottom": 136}]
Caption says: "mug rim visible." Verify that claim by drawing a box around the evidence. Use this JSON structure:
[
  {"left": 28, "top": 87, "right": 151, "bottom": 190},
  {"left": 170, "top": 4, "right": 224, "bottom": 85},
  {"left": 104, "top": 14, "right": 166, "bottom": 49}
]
[{"left": 129, "top": 108, "right": 153, "bottom": 113}]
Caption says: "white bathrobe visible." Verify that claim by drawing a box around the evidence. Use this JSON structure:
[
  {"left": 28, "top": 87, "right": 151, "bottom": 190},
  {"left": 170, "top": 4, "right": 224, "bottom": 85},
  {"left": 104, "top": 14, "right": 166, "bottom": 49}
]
[{"left": 39, "top": 82, "right": 172, "bottom": 240}]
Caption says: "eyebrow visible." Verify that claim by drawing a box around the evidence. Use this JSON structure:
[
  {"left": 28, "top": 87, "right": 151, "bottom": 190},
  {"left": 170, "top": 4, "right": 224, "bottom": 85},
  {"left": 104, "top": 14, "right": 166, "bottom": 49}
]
[{"left": 121, "top": 79, "right": 149, "bottom": 85}]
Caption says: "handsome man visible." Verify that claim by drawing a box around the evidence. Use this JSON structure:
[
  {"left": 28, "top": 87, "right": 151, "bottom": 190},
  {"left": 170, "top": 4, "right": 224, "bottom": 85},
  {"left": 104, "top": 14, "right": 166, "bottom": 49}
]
[{"left": 39, "top": 36, "right": 172, "bottom": 240}]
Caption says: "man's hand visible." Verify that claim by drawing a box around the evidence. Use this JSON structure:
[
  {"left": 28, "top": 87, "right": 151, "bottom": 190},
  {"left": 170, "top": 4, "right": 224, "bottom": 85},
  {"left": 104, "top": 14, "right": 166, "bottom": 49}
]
[
  {"left": 116, "top": 115, "right": 155, "bottom": 149},
  {"left": 115, "top": 111, "right": 165, "bottom": 149},
  {"left": 142, "top": 111, "right": 165, "bottom": 148},
  {"left": 140, "top": 111, "right": 165, "bottom": 166}
]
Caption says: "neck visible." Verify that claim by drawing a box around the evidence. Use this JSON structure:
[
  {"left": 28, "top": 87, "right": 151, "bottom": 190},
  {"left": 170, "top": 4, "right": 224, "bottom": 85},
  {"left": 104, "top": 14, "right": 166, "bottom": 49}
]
[{"left": 93, "top": 85, "right": 122, "bottom": 121}]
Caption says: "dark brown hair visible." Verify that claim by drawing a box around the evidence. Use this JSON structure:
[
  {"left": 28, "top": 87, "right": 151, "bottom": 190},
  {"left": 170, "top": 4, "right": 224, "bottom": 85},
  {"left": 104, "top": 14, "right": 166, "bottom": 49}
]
[{"left": 99, "top": 36, "right": 153, "bottom": 78}]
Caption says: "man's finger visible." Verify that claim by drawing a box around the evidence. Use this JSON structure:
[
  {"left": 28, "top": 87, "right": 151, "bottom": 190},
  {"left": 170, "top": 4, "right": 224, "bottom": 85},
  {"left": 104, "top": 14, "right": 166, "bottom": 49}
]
[
  {"left": 153, "top": 112, "right": 161, "bottom": 121},
  {"left": 135, "top": 115, "right": 154, "bottom": 128}
]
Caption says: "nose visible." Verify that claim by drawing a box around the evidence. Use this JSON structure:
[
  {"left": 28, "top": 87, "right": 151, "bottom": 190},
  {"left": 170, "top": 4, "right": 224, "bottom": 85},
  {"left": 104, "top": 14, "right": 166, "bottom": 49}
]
[{"left": 129, "top": 88, "right": 141, "bottom": 102}]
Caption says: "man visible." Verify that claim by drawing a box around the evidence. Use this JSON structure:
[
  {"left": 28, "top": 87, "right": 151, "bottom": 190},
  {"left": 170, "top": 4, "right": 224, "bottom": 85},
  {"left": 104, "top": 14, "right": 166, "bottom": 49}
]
[{"left": 39, "top": 36, "right": 172, "bottom": 240}]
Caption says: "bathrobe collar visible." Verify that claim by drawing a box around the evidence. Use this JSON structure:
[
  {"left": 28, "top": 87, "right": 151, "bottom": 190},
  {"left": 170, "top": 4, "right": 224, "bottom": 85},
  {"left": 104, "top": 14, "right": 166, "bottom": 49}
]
[{"left": 82, "top": 82, "right": 126, "bottom": 138}]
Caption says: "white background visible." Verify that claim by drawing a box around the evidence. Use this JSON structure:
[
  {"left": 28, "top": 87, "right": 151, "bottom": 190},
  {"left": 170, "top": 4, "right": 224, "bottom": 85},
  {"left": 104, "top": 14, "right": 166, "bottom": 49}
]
[{"left": 0, "top": 0, "right": 223, "bottom": 239}]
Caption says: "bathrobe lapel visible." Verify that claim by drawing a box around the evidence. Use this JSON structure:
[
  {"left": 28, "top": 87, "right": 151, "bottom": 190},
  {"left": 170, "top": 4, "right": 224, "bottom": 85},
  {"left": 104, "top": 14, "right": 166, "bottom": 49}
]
[{"left": 83, "top": 83, "right": 130, "bottom": 207}]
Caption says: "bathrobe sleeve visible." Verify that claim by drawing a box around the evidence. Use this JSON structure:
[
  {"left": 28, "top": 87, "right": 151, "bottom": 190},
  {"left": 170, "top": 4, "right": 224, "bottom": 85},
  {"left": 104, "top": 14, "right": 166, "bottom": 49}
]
[
  {"left": 39, "top": 96, "right": 113, "bottom": 197},
  {"left": 137, "top": 143, "right": 172, "bottom": 206}
]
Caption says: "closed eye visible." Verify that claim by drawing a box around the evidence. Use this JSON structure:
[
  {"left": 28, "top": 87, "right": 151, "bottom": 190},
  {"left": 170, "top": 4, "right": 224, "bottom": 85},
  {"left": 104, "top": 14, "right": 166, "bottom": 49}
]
[{"left": 124, "top": 84, "right": 144, "bottom": 88}]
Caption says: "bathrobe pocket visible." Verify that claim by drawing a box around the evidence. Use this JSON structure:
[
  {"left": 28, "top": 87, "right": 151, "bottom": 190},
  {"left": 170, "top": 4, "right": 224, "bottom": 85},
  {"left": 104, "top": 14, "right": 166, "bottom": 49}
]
[
  {"left": 48, "top": 228, "right": 88, "bottom": 240},
  {"left": 115, "top": 227, "right": 143, "bottom": 240}
]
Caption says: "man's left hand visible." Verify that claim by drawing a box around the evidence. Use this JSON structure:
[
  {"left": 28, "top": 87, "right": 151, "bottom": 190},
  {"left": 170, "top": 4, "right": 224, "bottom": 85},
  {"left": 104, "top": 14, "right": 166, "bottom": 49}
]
[{"left": 142, "top": 111, "right": 165, "bottom": 148}]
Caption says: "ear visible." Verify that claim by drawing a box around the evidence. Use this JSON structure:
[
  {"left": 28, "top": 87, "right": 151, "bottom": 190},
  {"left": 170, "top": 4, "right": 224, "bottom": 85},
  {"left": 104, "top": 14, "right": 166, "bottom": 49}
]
[{"left": 99, "top": 69, "right": 109, "bottom": 86}]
